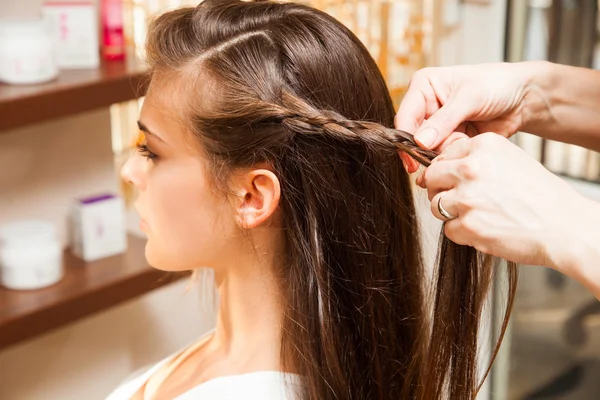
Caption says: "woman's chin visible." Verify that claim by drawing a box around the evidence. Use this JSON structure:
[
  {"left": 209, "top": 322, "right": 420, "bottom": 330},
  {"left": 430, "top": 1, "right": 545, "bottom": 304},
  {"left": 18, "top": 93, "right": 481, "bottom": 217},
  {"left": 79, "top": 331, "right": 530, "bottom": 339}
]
[
  {"left": 143, "top": 240, "right": 194, "bottom": 272},
  {"left": 143, "top": 241, "right": 171, "bottom": 271}
]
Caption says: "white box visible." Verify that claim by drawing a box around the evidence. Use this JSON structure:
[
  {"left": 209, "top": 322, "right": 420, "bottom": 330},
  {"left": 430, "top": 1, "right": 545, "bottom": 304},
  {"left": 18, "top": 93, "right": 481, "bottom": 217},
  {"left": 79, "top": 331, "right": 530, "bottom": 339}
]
[
  {"left": 43, "top": 1, "right": 99, "bottom": 69},
  {"left": 70, "top": 194, "right": 127, "bottom": 262}
]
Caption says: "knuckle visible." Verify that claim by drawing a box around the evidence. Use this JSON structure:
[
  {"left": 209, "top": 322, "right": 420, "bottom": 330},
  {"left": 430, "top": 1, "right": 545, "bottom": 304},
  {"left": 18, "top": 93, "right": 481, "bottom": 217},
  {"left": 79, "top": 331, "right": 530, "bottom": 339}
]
[
  {"left": 422, "top": 165, "right": 442, "bottom": 189},
  {"left": 454, "top": 194, "right": 472, "bottom": 212},
  {"left": 421, "top": 165, "right": 433, "bottom": 185},
  {"left": 459, "top": 215, "right": 480, "bottom": 239},
  {"left": 474, "top": 131, "right": 499, "bottom": 145},
  {"left": 457, "top": 158, "right": 479, "bottom": 180},
  {"left": 454, "top": 187, "right": 478, "bottom": 211},
  {"left": 431, "top": 154, "right": 443, "bottom": 163},
  {"left": 431, "top": 108, "right": 453, "bottom": 125},
  {"left": 412, "top": 68, "right": 429, "bottom": 80},
  {"left": 410, "top": 68, "right": 434, "bottom": 87}
]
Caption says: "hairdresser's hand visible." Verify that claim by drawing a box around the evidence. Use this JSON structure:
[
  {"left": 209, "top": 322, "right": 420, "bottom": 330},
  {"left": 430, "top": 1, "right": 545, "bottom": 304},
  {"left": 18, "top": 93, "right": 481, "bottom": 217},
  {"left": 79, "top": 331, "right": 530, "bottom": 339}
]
[
  {"left": 396, "top": 63, "right": 534, "bottom": 158},
  {"left": 419, "top": 134, "right": 600, "bottom": 289}
]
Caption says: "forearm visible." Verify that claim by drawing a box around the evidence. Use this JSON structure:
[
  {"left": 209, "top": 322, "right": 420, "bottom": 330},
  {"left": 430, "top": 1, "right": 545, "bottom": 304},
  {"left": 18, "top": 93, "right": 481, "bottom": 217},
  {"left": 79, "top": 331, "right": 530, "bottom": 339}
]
[
  {"left": 521, "top": 61, "right": 600, "bottom": 152},
  {"left": 546, "top": 196, "right": 600, "bottom": 300}
]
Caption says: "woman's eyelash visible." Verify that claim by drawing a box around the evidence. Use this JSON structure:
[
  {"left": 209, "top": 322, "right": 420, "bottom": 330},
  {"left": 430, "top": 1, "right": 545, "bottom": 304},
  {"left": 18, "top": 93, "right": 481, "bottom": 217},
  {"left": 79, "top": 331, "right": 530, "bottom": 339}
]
[{"left": 136, "top": 143, "right": 158, "bottom": 160}]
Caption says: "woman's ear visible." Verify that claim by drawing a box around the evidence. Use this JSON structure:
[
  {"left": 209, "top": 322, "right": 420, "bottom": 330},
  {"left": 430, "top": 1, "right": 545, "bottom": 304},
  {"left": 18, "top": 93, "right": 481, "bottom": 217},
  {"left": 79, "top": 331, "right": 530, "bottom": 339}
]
[{"left": 232, "top": 169, "right": 281, "bottom": 229}]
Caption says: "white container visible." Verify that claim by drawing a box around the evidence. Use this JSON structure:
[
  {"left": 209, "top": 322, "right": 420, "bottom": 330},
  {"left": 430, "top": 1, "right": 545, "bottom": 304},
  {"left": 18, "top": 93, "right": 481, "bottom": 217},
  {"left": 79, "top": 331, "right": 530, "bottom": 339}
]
[
  {"left": 0, "top": 220, "right": 63, "bottom": 290},
  {"left": 0, "top": 18, "right": 58, "bottom": 85},
  {"left": 43, "top": 1, "right": 100, "bottom": 69},
  {"left": 70, "top": 194, "right": 127, "bottom": 262}
]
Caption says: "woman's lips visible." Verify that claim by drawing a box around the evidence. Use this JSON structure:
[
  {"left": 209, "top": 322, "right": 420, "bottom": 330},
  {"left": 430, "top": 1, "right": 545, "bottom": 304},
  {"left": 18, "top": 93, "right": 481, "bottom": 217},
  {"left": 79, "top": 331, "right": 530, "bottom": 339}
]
[{"left": 135, "top": 205, "right": 148, "bottom": 231}]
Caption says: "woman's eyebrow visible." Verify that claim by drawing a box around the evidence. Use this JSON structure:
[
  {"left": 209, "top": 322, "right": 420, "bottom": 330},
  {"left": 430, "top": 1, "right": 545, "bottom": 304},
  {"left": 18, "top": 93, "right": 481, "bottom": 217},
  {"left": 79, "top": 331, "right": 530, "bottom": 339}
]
[{"left": 137, "top": 120, "right": 167, "bottom": 143}]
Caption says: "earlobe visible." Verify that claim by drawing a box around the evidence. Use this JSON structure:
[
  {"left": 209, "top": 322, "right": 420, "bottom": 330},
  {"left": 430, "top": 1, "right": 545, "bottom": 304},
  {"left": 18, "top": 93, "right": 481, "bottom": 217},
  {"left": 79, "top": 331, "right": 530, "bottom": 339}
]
[{"left": 235, "top": 169, "right": 281, "bottom": 229}]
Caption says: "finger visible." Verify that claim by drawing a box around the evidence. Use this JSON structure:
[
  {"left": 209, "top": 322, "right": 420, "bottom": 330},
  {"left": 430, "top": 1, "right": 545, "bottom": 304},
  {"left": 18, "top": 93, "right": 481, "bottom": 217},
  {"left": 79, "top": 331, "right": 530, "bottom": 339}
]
[
  {"left": 443, "top": 219, "right": 471, "bottom": 246},
  {"left": 399, "top": 151, "right": 420, "bottom": 174},
  {"left": 430, "top": 189, "right": 460, "bottom": 222},
  {"left": 395, "top": 87, "right": 429, "bottom": 134},
  {"left": 435, "top": 136, "right": 472, "bottom": 162},
  {"left": 434, "top": 131, "right": 469, "bottom": 153},
  {"left": 395, "top": 73, "right": 441, "bottom": 133},
  {"left": 414, "top": 98, "right": 470, "bottom": 150},
  {"left": 422, "top": 159, "right": 462, "bottom": 200}
]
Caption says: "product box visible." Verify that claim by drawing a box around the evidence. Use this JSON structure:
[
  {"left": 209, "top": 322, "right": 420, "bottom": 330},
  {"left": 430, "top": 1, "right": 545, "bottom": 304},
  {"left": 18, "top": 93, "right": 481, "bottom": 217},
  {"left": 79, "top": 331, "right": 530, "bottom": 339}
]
[
  {"left": 71, "top": 194, "right": 127, "bottom": 262},
  {"left": 43, "top": 1, "right": 100, "bottom": 69}
]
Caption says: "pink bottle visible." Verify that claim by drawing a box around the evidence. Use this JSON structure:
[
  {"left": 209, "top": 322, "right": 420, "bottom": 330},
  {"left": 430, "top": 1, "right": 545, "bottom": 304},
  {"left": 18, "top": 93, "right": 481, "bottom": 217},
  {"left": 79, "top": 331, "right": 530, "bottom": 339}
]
[{"left": 101, "top": 0, "right": 125, "bottom": 61}]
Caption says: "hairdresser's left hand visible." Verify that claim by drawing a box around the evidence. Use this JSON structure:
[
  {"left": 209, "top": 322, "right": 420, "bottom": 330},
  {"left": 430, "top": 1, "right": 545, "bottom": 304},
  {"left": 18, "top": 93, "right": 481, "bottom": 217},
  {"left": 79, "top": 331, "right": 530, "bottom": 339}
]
[{"left": 418, "top": 133, "right": 598, "bottom": 273}]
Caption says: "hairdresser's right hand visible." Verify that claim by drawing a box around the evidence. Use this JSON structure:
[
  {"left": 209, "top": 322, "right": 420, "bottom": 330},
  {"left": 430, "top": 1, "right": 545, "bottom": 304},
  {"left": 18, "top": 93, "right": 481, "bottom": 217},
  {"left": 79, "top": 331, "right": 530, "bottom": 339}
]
[
  {"left": 396, "top": 63, "right": 532, "bottom": 154},
  {"left": 421, "top": 133, "right": 600, "bottom": 298}
]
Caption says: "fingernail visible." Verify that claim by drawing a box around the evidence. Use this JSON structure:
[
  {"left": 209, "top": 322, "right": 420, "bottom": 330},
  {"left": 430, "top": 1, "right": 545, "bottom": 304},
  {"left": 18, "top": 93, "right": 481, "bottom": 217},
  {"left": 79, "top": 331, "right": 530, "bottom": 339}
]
[{"left": 416, "top": 128, "right": 438, "bottom": 149}]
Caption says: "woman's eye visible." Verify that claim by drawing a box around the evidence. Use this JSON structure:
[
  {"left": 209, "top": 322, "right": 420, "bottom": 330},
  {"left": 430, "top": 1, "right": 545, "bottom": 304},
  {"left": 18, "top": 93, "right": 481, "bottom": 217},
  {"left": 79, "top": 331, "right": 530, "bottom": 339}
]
[{"left": 136, "top": 143, "right": 158, "bottom": 160}]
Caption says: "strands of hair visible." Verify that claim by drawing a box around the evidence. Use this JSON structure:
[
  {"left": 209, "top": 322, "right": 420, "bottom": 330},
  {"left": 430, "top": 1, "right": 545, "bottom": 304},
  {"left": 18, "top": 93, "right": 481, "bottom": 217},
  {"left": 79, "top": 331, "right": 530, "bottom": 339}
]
[{"left": 145, "top": 1, "right": 517, "bottom": 399}]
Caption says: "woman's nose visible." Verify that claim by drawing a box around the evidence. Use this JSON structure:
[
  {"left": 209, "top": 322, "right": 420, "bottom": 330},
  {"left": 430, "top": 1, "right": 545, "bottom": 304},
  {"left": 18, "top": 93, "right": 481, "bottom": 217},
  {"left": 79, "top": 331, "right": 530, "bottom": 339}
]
[{"left": 120, "top": 154, "right": 145, "bottom": 191}]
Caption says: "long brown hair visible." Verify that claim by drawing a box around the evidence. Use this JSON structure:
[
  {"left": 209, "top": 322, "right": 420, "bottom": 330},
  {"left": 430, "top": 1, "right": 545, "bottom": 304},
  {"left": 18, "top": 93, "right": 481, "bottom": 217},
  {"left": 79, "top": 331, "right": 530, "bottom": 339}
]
[{"left": 145, "top": 1, "right": 517, "bottom": 398}]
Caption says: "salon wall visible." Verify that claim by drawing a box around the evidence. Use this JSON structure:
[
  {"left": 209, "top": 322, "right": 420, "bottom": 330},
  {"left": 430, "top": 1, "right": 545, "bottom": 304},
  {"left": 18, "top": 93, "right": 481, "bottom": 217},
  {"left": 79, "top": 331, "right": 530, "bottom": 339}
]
[{"left": 435, "top": 0, "right": 507, "bottom": 67}]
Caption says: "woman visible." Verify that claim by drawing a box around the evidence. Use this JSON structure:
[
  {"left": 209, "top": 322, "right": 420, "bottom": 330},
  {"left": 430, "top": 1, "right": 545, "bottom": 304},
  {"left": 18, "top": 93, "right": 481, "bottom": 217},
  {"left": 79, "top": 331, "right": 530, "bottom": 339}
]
[{"left": 109, "top": 1, "right": 516, "bottom": 399}]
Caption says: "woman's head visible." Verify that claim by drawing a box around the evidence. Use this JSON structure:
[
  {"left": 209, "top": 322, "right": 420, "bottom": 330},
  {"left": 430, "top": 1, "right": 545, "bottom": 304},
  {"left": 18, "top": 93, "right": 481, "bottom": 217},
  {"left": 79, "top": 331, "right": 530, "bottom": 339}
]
[
  {"left": 121, "top": 0, "right": 425, "bottom": 273},
  {"left": 122, "top": 76, "right": 284, "bottom": 272},
  {"left": 122, "top": 1, "right": 516, "bottom": 399}
]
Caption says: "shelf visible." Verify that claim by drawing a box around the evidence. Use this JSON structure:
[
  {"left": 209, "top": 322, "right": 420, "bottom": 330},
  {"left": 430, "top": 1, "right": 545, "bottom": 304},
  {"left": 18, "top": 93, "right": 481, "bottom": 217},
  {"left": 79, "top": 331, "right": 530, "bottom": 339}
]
[
  {"left": 0, "top": 59, "right": 148, "bottom": 132},
  {"left": 0, "top": 235, "right": 187, "bottom": 351}
]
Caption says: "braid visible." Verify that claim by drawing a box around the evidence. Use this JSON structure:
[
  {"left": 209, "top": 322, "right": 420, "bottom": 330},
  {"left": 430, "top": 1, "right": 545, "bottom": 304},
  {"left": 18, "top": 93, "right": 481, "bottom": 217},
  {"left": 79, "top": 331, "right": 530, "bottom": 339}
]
[{"left": 271, "top": 92, "right": 436, "bottom": 167}]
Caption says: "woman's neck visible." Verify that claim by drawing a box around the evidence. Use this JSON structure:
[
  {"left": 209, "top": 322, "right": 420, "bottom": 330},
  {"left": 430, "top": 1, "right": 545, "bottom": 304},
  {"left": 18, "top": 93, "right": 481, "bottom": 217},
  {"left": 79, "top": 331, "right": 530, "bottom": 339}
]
[{"left": 210, "top": 239, "right": 285, "bottom": 371}]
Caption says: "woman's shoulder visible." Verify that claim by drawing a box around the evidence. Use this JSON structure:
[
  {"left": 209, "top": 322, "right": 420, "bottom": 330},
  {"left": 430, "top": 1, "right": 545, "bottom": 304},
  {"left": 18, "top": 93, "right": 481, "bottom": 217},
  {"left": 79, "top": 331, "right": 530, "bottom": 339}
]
[
  {"left": 105, "top": 359, "right": 168, "bottom": 400},
  {"left": 106, "top": 329, "right": 217, "bottom": 399},
  {"left": 106, "top": 368, "right": 302, "bottom": 400},
  {"left": 105, "top": 329, "right": 303, "bottom": 399},
  {"left": 176, "top": 371, "right": 303, "bottom": 400}
]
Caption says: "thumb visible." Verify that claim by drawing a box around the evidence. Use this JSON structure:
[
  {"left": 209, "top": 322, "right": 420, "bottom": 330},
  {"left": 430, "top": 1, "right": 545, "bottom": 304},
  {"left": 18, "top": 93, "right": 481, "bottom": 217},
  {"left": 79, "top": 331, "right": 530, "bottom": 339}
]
[{"left": 414, "top": 100, "right": 468, "bottom": 149}]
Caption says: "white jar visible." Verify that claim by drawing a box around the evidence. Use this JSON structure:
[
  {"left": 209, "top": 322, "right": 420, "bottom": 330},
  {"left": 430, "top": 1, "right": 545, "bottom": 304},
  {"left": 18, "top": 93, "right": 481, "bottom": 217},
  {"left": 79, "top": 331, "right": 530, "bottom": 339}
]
[
  {"left": 0, "top": 19, "right": 58, "bottom": 85},
  {"left": 0, "top": 220, "right": 63, "bottom": 290}
]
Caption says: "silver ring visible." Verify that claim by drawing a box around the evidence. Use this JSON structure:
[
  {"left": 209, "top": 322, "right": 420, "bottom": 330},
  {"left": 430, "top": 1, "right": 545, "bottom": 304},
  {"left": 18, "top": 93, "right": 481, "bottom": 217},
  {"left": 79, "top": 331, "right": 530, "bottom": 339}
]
[{"left": 437, "top": 192, "right": 457, "bottom": 221}]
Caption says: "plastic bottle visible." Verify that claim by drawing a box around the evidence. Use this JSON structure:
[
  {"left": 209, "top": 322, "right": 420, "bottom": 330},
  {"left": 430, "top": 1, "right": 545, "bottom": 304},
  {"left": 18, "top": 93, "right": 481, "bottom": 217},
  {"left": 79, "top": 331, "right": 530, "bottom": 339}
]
[{"left": 101, "top": 0, "right": 125, "bottom": 61}]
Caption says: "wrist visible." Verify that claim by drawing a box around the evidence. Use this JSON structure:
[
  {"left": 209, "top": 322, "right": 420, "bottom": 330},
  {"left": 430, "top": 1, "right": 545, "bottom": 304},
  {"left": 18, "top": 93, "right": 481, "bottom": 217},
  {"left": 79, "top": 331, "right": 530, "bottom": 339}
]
[
  {"left": 519, "top": 61, "right": 557, "bottom": 136},
  {"left": 544, "top": 195, "right": 600, "bottom": 298}
]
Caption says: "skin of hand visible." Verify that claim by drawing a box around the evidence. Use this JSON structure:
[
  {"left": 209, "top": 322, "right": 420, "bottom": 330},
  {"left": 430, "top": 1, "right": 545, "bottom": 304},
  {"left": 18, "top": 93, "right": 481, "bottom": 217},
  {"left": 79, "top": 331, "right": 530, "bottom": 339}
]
[
  {"left": 396, "top": 62, "right": 545, "bottom": 173},
  {"left": 419, "top": 134, "right": 600, "bottom": 289},
  {"left": 397, "top": 62, "right": 600, "bottom": 298}
]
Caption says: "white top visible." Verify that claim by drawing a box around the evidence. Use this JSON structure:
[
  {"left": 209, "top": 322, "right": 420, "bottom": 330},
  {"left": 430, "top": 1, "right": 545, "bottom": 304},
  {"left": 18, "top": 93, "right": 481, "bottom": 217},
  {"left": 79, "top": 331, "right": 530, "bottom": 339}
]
[{"left": 105, "top": 331, "right": 303, "bottom": 400}]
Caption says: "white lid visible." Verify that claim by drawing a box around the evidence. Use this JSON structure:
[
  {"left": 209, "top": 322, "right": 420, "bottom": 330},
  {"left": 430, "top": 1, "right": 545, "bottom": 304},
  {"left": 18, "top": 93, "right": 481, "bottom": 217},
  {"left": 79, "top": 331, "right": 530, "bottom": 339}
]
[
  {"left": 0, "top": 220, "right": 57, "bottom": 247},
  {"left": 0, "top": 18, "right": 46, "bottom": 37}
]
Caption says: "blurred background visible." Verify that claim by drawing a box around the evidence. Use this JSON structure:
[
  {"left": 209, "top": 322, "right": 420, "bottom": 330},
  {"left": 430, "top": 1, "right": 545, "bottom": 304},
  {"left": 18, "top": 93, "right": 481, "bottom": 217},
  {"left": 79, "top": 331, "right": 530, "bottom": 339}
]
[{"left": 0, "top": 0, "right": 598, "bottom": 399}]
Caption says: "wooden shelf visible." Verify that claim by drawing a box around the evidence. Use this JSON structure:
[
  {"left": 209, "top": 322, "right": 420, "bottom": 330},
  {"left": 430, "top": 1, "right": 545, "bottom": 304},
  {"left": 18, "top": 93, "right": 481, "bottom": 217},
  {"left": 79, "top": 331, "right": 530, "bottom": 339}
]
[
  {"left": 0, "top": 59, "right": 148, "bottom": 132},
  {"left": 0, "top": 235, "right": 187, "bottom": 351}
]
